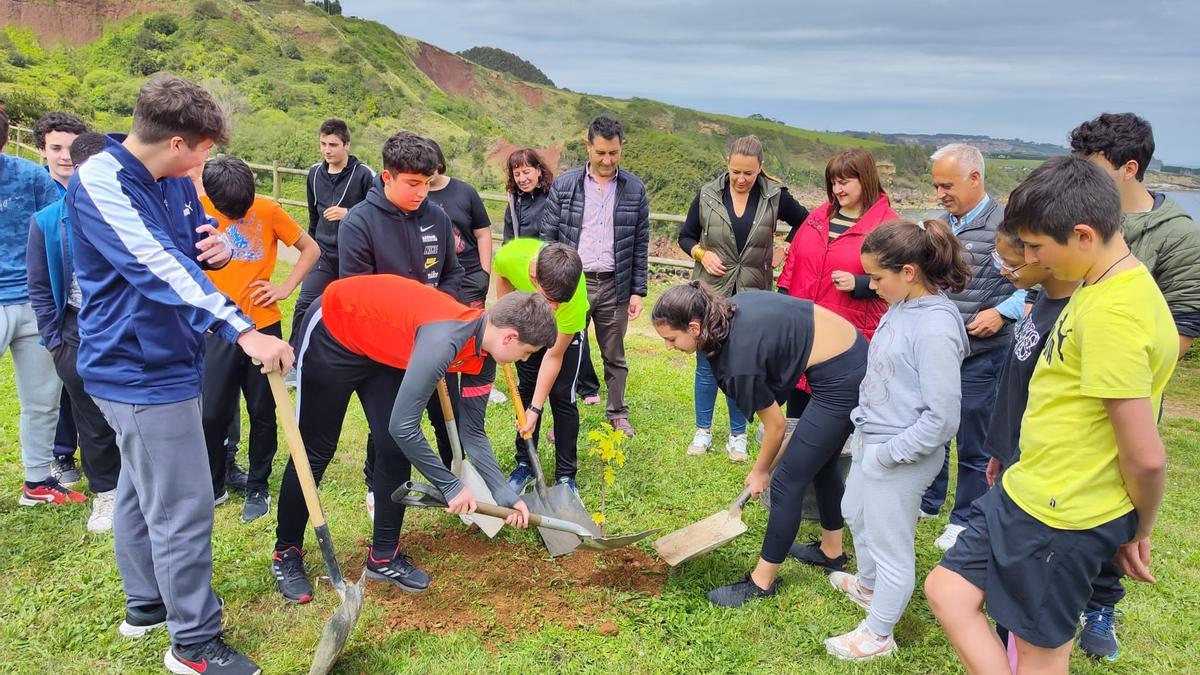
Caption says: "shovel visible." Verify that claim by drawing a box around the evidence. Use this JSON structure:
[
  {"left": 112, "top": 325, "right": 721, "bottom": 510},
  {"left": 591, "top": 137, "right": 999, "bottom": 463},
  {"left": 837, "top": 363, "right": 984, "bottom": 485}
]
[
  {"left": 654, "top": 418, "right": 799, "bottom": 567},
  {"left": 500, "top": 363, "right": 604, "bottom": 556},
  {"left": 435, "top": 378, "right": 504, "bottom": 537},
  {"left": 265, "top": 369, "right": 365, "bottom": 675},
  {"left": 393, "top": 481, "right": 661, "bottom": 552}
]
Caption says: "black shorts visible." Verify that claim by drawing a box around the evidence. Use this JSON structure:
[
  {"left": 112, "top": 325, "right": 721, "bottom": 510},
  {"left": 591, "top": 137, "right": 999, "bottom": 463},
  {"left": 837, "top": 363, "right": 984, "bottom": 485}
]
[{"left": 939, "top": 485, "right": 1137, "bottom": 649}]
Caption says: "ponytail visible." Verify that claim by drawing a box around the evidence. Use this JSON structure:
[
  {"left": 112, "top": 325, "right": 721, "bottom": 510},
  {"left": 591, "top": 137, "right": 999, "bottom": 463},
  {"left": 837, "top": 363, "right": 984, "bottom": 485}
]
[
  {"left": 861, "top": 218, "right": 971, "bottom": 293},
  {"left": 651, "top": 280, "right": 736, "bottom": 357}
]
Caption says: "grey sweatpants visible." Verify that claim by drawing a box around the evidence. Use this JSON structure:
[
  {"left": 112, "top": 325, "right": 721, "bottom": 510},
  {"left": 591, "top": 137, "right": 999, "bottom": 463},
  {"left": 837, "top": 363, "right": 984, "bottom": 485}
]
[
  {"left": 842, "top": 431, "right": 945, "bottom": 637},
  {"left": 93, "top": 396, "right": 222, "bottom": 645},
  {"left": 0, "top": 303, "right": 62, "bottom": 481}
]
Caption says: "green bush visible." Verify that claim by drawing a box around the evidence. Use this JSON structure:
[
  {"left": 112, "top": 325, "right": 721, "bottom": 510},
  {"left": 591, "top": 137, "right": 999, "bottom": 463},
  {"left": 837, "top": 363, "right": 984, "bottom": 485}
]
[
  {"left": 144, "top": 14, "right": 180, "bottom": 36},
  {"left": 193, "top": 1, "right": 222, "bottom": 20}
]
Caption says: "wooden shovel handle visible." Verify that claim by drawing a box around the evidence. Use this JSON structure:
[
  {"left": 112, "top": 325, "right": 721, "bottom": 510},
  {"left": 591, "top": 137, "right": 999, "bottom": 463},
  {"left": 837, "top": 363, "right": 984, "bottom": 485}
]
[
  {"left": 265, "top": 369, "right": 327, "bottom": 529},
  {"left": 501, "top": 363, "right": 533, "bottom": 440},
  {"left": 435, "top": 378, "right": 455, "bottom": 425}
]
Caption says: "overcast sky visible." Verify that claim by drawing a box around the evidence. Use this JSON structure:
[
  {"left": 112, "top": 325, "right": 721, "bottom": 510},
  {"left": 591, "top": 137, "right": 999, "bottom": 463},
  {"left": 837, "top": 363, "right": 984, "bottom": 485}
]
[{"left": 346, "top": 0, "right": 1200, "bottom": 166}]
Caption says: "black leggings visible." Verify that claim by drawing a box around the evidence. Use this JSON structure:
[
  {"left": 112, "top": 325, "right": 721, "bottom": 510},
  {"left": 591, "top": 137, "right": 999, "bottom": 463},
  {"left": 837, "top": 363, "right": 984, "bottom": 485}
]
[{"left": 760, "top": 334, "right": 868, "bottom": 564}]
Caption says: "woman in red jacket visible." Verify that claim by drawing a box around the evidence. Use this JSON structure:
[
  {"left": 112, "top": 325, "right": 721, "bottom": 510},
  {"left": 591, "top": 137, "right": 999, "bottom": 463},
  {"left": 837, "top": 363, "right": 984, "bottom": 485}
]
[{"left": 775, "top": 147, "right": 898, "bottom": 573}]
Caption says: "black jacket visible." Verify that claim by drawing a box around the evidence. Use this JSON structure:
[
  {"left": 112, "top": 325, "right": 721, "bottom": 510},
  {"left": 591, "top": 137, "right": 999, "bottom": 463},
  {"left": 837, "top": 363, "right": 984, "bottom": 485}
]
[
  {"left": 337, "top": 179, "right": 464, "bottom": 300},
  {"left": 538, "top": 165, "right": 649, "bottom": 301},
  {"left": 306, "top": 155, "right": 374, "bottom": 264},
  {"left": 503, "top": 189, "right": 549, "bottom": 242}
]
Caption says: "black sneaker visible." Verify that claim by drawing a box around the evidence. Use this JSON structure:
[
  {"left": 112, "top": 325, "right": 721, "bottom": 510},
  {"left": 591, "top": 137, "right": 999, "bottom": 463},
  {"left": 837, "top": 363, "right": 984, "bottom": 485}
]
[
  {"left": 165, "top": 635, "right": 260, "bottom": 674},
  {"left": 119, "top": 602, "right": 167, "bottom": 638},
  {"left": 51, "top": 455, "right": 81, "bottom": 486},
  {"left": 241, "top": 489, "right": 270, "bottom": 523},
  {"left": 272, "top": 547, "right": 313, "bottom": 604},
  {"left": 365, "top": 545, "right": 431, "bottom": 592},
  {"left": 225, "top": 448, "right": 249, "bottom": 492},
  {"left": 789, "top": 541, "right": 849, "bottom": 574},
  {"left": 707, "top": 572, "right": 779, "bottom": 608}
]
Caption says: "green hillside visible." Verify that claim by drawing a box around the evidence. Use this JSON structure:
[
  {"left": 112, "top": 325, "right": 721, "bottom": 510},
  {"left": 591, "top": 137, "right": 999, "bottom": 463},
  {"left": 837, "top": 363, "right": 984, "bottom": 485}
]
[{"left": 1, "top": 0, "right": 936, "bottom": 215}]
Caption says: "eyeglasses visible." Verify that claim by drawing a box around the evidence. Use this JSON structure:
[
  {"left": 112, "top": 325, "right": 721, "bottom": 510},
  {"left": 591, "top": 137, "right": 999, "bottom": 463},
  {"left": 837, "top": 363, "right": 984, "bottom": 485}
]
[{"left": 991, "top": 249, "right": 1028, "bottom": 277}]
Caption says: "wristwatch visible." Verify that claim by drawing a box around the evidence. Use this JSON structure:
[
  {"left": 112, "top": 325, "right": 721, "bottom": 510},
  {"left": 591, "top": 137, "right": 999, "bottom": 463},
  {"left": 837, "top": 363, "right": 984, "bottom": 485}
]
[{"left": 528, "top": 405, "right": 544, "bottom": 416}]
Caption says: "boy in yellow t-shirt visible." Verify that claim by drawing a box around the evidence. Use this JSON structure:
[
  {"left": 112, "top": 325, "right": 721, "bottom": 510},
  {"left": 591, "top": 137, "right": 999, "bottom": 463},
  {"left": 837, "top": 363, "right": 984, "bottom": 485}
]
[
  {"left": 194, "top": 156, "right": 320, "bottom": 521},
  {"left": 926, "top": 156, "right": 1176, "bottom": 674}
]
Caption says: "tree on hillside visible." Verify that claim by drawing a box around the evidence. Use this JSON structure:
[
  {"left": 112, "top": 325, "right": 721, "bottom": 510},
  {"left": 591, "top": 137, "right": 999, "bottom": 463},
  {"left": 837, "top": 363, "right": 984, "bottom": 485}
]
[{"left": 457, "top": 46, "right": 554, "bottom": 87}]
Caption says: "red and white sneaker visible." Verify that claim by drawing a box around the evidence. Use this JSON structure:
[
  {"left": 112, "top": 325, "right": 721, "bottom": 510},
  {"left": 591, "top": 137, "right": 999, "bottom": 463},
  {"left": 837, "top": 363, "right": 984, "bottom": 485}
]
[
  {"left": 825, "top": 619, "right": 897, "bottom": 661},
  {"left": 20, "top": 478, "right": 87, "bottom": 506}
]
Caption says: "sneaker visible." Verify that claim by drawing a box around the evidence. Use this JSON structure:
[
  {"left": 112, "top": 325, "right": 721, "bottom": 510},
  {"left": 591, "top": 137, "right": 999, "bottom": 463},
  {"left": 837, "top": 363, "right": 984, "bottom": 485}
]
[
  {"left": 919, "top": 509, "right": 939, "bottom": 520},
  {"left": 365, "top": 490, "right": 375, "bottom": 522},
  {"left": 364, "top": 546, "right": 430, "bottom": 592},
  {"left": 213, "top": 490, "right": 229, "bottom": 507},
  {"left": 824, "top": 619, "right": 897, "bottom": 661},
  {"left": 610, "top": 418, "right": 635, "bottom": 438},
  {"left": 50, "top": 455, "right": 81, "bottom": 486},
  {"left": 726, "top": 434, "right": 749, "bottom": 462},
  {"left": 934, "top": 523, "right": 966, "bottom": 551},
  {"left": 272, "top": 547, "right": 313, "bottom": 604},
  {"left": 241, "top": 489, "right": 269, "bottom": 523},
  {"left": 555, "top": 475, "right": 581, "bottom": 500},
  {"left": 224, "top": 449, "right": 249, "bottom": 492},
  {"left": 789, "top": 541, "right": 848, "bottom": 574},
  {"left": 1079, "top": 607, "right": 1122, "bottom": 661},
  {"left": 686, "top": 428, "right": 712, "bottom": 456},
  {"left": 88, "top": 490, "right": 117, "bottom": 532},
  {"left": 20, "top": 478, "right": 86, "bottom": 506},
  {"left": 488, "top": 387, "right": 508, "bottom": 404},
  {"left": 829, "top": 571, "right": 873, "bottom": 611},
  {"left": 582, "top": 394, "right": 601, "bottom": 406},
  {"left": 165, "top": 635, "right": 261, "bottom": 674},
  {"left": 706, "top": 572, "right": 779, "bottom": 608},
  {"left": 507, "top": 462, "right": 535, "bottom": 495},
  {"left": 119, "top": 602, "right": 167, "bottom": 638}
]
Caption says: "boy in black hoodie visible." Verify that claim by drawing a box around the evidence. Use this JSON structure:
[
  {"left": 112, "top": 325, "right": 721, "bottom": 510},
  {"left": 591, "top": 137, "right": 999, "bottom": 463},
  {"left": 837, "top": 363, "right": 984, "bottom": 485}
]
[
  {"left": 335, "top": 131, "right": 465, "bottom": 519},
  {"left": 287, "top": 119, "right": 374, "bottom": 353}
]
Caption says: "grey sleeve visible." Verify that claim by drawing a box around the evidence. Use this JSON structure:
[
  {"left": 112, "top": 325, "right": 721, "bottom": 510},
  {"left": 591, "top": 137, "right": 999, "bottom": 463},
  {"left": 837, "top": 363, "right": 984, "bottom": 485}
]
[
  {"left": 879, "top": 323, "right": 965, "bottom": 466},
  {"left": 456, "top": 361, "right": 521, "bottom": 507},
  {"left": 387, "top": 327, "right": 462, "bottom": 500}
]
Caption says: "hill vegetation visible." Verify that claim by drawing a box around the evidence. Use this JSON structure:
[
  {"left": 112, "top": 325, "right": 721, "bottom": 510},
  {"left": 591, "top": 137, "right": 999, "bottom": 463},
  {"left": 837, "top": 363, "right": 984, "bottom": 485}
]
[{"left": 457, "top": 46, "right": 555, "bottom": 87}]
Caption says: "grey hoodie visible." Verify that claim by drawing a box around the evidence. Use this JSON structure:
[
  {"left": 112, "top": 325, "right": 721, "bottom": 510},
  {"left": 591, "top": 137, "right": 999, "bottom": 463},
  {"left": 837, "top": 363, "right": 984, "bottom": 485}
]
[{"left": 851, "top": 293, "right": 969, "bottom": 466}]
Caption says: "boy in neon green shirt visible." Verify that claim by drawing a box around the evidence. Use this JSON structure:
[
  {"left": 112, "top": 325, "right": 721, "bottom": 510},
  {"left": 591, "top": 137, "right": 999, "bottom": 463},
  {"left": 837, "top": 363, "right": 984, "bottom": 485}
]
[
  {"left": 926, "top": 156, "right": 1175, "bottom": 674},
  {"left": 492, "top": 238, "right": 589, "bottom": 494}
]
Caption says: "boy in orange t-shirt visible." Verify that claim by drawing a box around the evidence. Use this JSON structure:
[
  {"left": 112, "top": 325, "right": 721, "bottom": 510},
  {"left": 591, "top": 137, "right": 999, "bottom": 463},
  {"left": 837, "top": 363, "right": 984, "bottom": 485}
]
[{"left": 195, "top": 156, "right": 319, "bottom": 522}]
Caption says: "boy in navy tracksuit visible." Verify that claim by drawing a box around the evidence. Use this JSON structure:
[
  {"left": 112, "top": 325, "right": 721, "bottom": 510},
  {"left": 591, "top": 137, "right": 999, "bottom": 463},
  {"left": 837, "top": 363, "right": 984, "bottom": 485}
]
[
  {"left": 67, "top": 75, "right": 292, "bottom": 675},
  {"left": 27, "top": 131, "right": 124, "bottom": 532}
]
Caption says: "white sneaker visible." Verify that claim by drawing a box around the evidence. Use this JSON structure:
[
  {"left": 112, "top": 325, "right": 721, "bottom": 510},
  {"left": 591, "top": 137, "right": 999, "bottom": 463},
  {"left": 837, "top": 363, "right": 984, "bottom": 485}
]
[
  {"left": 87, "top": 490, "right": 116, "bottom": 532},
  {"left": 214, "top": 490, "right": 229, "bottom": 507},
  {"left": 829, "top": 571, "right": 873, "bottom": 611},
  {"left": 366, "top": 490, "right": 375, "bottom": 522},
  {"left": 488, "top": 388, "right": 509, "bottom": 404},
  {"left": 934, "top": 523, "right": 966, "bottom": 551},
  {"left": 824, "top": 619, "right": 896, "bottom": 661},
  {"left": 726, "top": 434, "right": 749, "bottom": 463},
  {"left": 687, "top": 428, "right": 712, "bottom": 456}
]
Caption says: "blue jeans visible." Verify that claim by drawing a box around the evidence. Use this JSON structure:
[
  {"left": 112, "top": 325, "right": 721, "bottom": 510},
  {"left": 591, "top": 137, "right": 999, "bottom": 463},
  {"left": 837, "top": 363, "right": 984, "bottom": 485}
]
[
  {"left": 922, "top": 344, "right": 1009, "bottom": 525},
  {"left": 694, "top": 352, "right": 747, "bottom": 435}
]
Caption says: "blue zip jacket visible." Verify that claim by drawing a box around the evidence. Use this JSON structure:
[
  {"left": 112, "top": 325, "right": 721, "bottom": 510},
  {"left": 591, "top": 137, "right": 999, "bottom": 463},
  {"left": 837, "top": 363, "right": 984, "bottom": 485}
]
[
  {"left": 27, "top": 198, "right": 73, "bottom": 352},
  {"left": 0, "top": 153, "right": 61, "bottom": 305},
  {"left": 66, "top": 136, "right": 254, "bottom": 405}
]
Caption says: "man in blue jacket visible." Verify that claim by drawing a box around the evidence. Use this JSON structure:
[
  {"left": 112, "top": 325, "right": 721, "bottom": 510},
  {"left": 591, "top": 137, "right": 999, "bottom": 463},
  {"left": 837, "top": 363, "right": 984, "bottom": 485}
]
[
  {"left": 68, "top": 75, "right": 291, "bottom": 675},
  {"left": 28, "top": 131, "right": 123, "bottom": 533}
]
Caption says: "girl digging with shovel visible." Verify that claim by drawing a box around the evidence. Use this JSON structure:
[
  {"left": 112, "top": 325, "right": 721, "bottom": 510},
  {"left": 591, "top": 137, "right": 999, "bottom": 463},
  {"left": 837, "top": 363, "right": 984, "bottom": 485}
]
[{"left": 651, "top": 281, "right": 867, "bottom": 608}]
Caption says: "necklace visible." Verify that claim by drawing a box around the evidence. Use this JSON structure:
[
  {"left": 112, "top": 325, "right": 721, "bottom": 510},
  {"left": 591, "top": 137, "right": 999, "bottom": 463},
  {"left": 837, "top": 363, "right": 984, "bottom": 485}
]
[{"left": 1085, "top": 249, "right": 1132, "bottom": 287}]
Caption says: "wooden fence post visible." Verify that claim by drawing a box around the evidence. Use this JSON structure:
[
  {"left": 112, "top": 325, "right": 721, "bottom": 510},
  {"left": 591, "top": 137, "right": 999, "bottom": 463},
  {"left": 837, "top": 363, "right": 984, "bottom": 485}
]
[{"left": 272, "top": 160, "right": 281, "bottom": 201}]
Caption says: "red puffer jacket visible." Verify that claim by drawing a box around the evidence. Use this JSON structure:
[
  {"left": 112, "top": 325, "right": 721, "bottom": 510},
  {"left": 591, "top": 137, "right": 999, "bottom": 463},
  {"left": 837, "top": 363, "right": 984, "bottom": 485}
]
[{"left": 777, "top": 194, "right": 899, "bottom": 340}]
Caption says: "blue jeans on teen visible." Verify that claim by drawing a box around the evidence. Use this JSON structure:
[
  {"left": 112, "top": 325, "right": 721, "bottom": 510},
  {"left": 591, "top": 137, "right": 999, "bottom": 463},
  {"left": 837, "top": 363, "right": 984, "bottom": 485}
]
[
  {"left": 694, "top": 352, "right": 747, "bottom": 436},
  {"left": 922, "top": 344, "right": 1008, "bottom": 525}
]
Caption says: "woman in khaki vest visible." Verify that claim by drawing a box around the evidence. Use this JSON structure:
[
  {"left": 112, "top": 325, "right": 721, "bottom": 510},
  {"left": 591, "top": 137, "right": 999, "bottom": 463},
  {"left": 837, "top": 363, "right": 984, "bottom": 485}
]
[{"left": 676, "top": 136, "right": 809, "bottom": 461}]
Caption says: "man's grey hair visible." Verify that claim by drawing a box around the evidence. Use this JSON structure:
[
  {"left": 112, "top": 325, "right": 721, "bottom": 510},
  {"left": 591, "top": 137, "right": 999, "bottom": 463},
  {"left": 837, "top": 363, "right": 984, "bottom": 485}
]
[{"left": 931, "top": 143, "right": 985, "bottom": 180}]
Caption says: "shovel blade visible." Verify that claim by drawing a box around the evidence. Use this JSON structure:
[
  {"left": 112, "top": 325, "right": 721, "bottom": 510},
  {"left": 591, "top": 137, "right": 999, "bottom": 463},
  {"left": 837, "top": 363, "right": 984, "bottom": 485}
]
[
  {"left": 653, "top": 509, "right": 748, "bottom": 566},
  {"left": 544, "top": 484, "right": 605, "bottom": 537},
  {"left": 455, "top": 460, "right": 505, "bottom": 538},
  {"left": 525, "top": 492, "right": 583, "bottom": 556},
  {"left": 578, "top": 527, "right": 664, "bottom": 551},
  {"left": 308, "top": 574, "right": 365, "bottom": 675}
]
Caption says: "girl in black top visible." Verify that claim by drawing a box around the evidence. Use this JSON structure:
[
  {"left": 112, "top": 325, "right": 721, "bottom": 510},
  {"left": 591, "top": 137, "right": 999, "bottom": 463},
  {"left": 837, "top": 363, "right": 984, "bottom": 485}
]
[
  {"left": 652, "top": 281, "right": 868, "bottom": 608},
  {"left": 502, "top": 148, "right": 554, "bottom": 242},
  {"left": 426, "top": 140, "right": 493, "bottom": 307}
]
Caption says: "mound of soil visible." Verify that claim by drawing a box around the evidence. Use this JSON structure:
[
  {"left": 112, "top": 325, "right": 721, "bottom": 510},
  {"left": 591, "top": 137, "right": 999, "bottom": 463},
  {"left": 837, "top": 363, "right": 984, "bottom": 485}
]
[{"left": 356, "top": 526, "right": 666, "bottom": 641}]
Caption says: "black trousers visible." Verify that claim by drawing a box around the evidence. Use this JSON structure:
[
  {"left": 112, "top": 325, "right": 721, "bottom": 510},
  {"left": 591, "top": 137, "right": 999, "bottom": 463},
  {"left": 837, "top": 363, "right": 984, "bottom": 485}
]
[
  {"left": 287, "top": 257, "right": 337, "bottom": 351},
  {"left": 514, "top": 332, "right": 583, "bottom": 480},
  {"left": 575, "top": 325, "right": 600, "bottom": 398},
  {"left": 760, "top": 336, "right": 868, "bottom": 564},
  {"left": 53, "top": 388, "right": 77, "bottom": 457},
  {"left": 275, "top": 306, "right": 413, "bottom": 554},
  {"left": 362, "top": 374, "right": 457, "bottom": 491},
  {"left": 51, "top": 311, "right": 121, "bottom": 493},
  {"left": 202, "top": 321, "right": 282, "bottom": 495}
]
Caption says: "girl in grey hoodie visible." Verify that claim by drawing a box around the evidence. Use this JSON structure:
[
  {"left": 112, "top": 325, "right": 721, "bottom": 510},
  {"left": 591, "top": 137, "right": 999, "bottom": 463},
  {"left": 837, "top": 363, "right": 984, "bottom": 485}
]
[{"left": 824, "top": 218, "right": 971, "bottom": 661}]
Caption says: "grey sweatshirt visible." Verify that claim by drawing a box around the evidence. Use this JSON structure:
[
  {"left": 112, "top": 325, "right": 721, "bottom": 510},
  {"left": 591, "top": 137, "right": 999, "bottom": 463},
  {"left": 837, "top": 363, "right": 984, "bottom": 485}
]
[{"left": 851, "top": 293, "right": 969, "bottom": 466}]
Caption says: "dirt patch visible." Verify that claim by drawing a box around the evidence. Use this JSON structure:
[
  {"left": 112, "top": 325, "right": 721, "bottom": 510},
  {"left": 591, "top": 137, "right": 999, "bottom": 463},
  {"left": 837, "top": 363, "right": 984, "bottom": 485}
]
[
  {"left": 487, "top": 141, "right": 562, "bottom": 173},
  {"left": 1, "top": 0, "right": 171, "bottom": 46},
  {"left": 512, "top": 82, "right": 546, "bottom": 108},
  {"left": 412, "top": 42, "right": 481, "bottom": 97},
  {"left": 1163, "top": 398, "right": 1200, "bottom": 421},
  {"left": 357, "top": 527, "right": 666, "bottom": 641}
]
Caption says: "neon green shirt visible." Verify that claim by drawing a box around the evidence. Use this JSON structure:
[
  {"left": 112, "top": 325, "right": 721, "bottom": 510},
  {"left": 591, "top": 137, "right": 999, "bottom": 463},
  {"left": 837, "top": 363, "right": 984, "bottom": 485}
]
[{"left": 492, "top": 238, "right": 588, "bottom": 334}]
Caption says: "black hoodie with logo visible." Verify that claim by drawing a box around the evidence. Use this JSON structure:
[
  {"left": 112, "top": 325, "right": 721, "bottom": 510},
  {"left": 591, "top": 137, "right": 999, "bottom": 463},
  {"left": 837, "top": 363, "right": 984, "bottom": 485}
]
[
  {"left": 306, "top": 155, "right": 375, "bottom": 265},
  {"left": 336, "top": 177, "right": 464, "bottom": 300}
]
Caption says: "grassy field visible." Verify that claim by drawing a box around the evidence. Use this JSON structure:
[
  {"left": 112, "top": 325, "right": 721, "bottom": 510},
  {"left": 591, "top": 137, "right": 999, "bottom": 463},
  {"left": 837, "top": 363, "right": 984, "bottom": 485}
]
[{"left": 1, "top": 271, "right": 1198, "bottom": 674}]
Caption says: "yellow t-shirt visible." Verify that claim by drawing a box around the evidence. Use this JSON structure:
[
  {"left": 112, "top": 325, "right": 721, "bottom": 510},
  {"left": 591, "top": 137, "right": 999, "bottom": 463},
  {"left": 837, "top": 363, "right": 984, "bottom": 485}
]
[{"left": 1003, "top": 264, "right": 1177, "bottom": 530}]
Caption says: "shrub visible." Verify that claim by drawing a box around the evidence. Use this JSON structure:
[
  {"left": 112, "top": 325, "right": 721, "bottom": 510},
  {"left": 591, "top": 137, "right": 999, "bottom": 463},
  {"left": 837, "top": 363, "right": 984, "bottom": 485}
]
[{"left": 144, "top": 15, "right": 179, "bottom": 36}]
